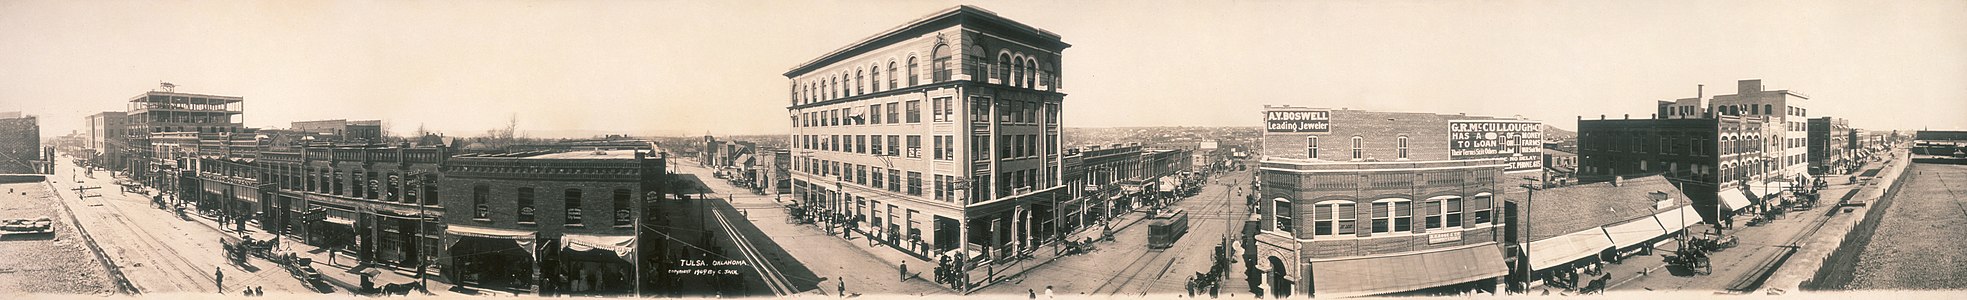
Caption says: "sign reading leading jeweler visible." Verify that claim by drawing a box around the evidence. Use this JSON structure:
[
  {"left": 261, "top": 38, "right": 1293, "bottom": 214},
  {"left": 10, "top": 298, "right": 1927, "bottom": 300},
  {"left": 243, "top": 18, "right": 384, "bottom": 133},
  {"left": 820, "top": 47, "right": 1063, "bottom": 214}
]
[
  {"left": 1266, "top": 109, "right": 1331, "bottom": 133},
  {"left": 1449, "top": 120, "right": 1544, "bottom": 173}
]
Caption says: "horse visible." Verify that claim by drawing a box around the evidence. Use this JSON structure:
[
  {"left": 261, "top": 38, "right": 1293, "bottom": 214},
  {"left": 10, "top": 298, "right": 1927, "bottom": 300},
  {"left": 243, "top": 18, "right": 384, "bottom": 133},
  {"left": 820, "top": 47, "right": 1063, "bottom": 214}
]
[{"left": 380, "top": 282, "right": 424, "bottom": 296}]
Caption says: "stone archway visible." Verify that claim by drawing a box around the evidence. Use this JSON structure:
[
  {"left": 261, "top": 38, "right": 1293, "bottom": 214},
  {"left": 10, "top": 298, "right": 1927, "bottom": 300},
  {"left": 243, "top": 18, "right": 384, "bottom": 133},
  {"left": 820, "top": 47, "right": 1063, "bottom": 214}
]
[{"left": 1268, "top": 256, "right": 1293, "bottom": 298}]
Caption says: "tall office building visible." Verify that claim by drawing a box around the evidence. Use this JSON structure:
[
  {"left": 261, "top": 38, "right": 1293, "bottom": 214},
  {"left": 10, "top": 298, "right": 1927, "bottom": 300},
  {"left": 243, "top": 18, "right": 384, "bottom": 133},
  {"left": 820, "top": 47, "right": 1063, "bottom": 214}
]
[
  {"left": 783, "top": 5, "right": 1069, "bottom": 261},
  {"left": 1707, "top": 79, "right": 1811, "bottom": 180}
]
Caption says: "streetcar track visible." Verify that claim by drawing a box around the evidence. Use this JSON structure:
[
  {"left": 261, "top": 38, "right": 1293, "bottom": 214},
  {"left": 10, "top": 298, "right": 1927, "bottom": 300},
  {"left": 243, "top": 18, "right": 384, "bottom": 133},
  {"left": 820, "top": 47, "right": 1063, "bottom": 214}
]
[{"left": 1090, "top": 175, "right": 1244, "bottom": 296}]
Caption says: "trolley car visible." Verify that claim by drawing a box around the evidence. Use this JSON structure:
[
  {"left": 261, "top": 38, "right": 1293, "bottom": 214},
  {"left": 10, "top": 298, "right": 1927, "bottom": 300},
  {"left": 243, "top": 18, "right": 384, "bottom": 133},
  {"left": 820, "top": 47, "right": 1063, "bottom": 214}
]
[{"left": 1147, "top": 209, "right": 1190, "bottom": 250}]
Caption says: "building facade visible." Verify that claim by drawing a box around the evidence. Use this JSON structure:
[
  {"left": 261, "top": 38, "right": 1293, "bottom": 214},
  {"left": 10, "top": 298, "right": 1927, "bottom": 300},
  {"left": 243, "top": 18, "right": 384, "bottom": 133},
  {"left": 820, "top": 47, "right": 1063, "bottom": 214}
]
[
  {"left": 1706, "top": 79, "right": 1811, "bottom": 180},
  {"left": 1253, "top": 107, "right": 1537, "bottom": 297},
  {"left": 783, "top": 5, "right": 1070, "bottom": 263},
  {"left": 291, "top": 119, "right": 385, "bottom": 143},
  {"left": 0, "top": 113, "right": 40, "bottom": 174},
  {"left": 1576, "top": 114, "right": 1766, "bottom": 224},
  {"left": 255, "top": 144, "right": 450, "bottom": 271},
  {"left": 1807, "top": 117, "right": 1852, "bottom": 175},
  {"left": 125, "top": 90, "right": 245, "bottom": 191},
  {"left": 437, "top": 147, "right": 671, "bottom": 295},
  {"left": 84, "top": 111, "right": 129, "bottom": 170}
]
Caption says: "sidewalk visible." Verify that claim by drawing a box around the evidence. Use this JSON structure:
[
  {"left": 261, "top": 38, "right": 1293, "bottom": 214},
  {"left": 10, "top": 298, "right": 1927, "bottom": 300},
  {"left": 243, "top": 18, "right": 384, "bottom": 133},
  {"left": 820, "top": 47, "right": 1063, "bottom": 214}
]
[{"left": 176, "top": 209, "right": 482, "bottom": 296}]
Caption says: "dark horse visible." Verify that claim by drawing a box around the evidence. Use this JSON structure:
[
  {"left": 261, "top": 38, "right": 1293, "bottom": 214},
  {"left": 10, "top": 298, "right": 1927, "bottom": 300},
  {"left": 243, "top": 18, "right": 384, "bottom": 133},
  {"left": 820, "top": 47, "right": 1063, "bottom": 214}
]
[{"left": 379, "top": 282, "right": 424, "bottom": 296}]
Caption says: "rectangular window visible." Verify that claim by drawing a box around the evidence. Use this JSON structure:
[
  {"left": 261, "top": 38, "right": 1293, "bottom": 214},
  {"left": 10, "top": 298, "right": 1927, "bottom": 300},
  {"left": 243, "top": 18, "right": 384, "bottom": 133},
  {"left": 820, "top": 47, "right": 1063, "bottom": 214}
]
[
  {"left": 472, "top": 185, "right": 490, "bottom": 220},
  {"left": 932, "top": 97, "right": 946, "bottom": 122},
  {"left": 1308, "top": 136, "right": 1319, "bottom": 159},
  {"left": 517, "top": 188, "right": 536, "bottom": 224},
  {"left": 887, "top": 102, "right": 900, "bottom": 123},
  {"left": 946, "top": 135, "right": 958, "bottom": 160},
  {"left": 1446, "top": 198, "right": 1464, "bottom": 227},
  {"left": 870, "top": 104, "right": 882, "bottom": 124},
  {"left": 856, "top": 165, "right": 868, "bottom": 185},
  {"left": 906, "top": 100, "right": 922, "bottom": 123},
  {"left": 1397, "top": 137, "right": 1409, "bottom": 159},
  {"left": 1394, "top": 201, "right": 1413, "bottom": 232},
  {"left": 871, "top": 135, "right": 884, "bottom": 155},
  {"left": 933, "top": 175, "right": 946, "bottom": 201},
  {"left": 1336, "top": 203, "right": 1356, "bottom": 235},
  {"left": 907, "top": 171, "right": 923, "bottom": 196},
  {"left": 1470, "top": 195, "right": 1492, "bottom": 225},
  {"left": 888, "top": 135, "right": 901, "bottom": 156},
  {"left": 857, "top": 135, "right": 867, "bottom": 154},
  {"left": 1351, "top": 137, "right": 1363, "bottom": 159},
  {"left": 974, "top": 134, "right": 991, "bottom": 161},
  {"left": 888, "top": 170, "right": 901, "bottom": 192},
  {"left": 565, "top": 189, "right": 583, "bottom": 226},
  {"left": 932, "top": 136, "right": 945, "bottom": 160},
  {"left": 614, "top": 189, "right": 631, "bottom": 227},
  {"left": 872, "top": 167, "right": 885, "bottom": 188},
  {"left": 940, "top": 97, "right": 955, "bottom": 122},
  {"left": 1371, "top": 202, "right": 1390, "bottom": 233},
  {"left": 907, "top": 135, "right": 922, "bottom": 158}
]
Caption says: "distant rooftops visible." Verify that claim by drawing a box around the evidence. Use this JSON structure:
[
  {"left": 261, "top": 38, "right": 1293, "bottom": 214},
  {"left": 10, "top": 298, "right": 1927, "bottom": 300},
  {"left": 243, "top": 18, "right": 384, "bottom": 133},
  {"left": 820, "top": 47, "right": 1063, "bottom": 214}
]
[{"left": 454, "top": 149, "right": 647, "bottom": 160}]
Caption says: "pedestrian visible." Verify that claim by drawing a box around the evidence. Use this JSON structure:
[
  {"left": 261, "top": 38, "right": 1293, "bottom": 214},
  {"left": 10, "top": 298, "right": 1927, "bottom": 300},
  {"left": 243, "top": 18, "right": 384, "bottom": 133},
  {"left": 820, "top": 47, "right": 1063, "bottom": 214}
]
[
  {"left": 836, "top": 277, "right": 845, "bottom": 298},
  {"left": 214, "top": 267, "right": 224, "bottom": 293},
  {"left": 1028, "top": 289, "right": 1036, "bottom": 299},
  {"left": 1046, "top": 285, "right": 1054, "bottom": 298},
  {"left": 899, "top": 260, "right": 908, "bottom": 282}
]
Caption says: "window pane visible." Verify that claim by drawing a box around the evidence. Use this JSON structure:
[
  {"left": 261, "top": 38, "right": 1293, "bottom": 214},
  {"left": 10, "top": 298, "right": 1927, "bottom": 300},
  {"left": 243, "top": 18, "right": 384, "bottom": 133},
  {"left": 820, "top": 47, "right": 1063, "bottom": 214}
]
[
  {"left": 1336, "top": 204, "right": 1354, "bottom": 220},
  {"left": 1372, "top": 203, "right": 1389, "bottom": 218},
  {"left": 1395, "top": 202, "right": 1412, "bottom": 217},
  {"left": 1314, "top": 204, "right": 1331, "bottom": 220},
  {"left": 1372, "top": 219, "right": 1388, "bottom": 233},
  {"left": 1336, "top": 220, "right": 1356, "bottom": 234}
]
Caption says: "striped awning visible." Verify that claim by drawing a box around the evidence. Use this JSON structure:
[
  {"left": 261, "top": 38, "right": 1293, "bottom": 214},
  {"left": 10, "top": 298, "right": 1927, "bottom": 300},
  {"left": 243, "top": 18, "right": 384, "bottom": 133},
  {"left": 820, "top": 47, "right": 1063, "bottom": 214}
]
[
  {"left": 1603, "top": 218, "right": 1669, "bottom": 249},
  {"left": 1308, "top": 242, "right": 1509, "bottom": 298},
  {"left": 1525, "top": 230, "right": 1614, "bottom": 271}
]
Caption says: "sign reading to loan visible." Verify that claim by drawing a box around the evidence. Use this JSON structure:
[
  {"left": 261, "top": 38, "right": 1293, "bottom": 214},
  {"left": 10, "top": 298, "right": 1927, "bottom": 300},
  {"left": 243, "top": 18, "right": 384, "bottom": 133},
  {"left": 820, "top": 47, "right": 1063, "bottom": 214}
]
[
  {"left": 1449, "top": 120, "right": 1544, "bottom": 172},
  {"left": 1266, "top": 110, "right": 1331, "bottom": 133}
]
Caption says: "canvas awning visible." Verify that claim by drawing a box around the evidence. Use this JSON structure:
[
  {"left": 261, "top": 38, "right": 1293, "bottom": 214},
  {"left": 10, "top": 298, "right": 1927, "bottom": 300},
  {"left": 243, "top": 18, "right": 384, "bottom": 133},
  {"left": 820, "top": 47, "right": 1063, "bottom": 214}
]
[
  {"left": 323, "top": 216, "right": 356, "bottom": 226},
  {"left": 1602, "top": 218, "right": 1669, "bottom": 249},
  {"left": 1308, "top": 242, "right": 1510, "bottom": 298},
  {"left": 1652, "top": 206, "right": 1700, "bottom": 234},
  {"left": 446, "top": 224, "right": 539, "bottom": 257},
  {"left": 1718, "top": 189, "right": 1753, "bottom": 212},
  {"left": 562, "top": 233, "right": 636, "bottom": 261},
  {"left": 1525, "top": 230, "right": 1614, "bottom": 271}
]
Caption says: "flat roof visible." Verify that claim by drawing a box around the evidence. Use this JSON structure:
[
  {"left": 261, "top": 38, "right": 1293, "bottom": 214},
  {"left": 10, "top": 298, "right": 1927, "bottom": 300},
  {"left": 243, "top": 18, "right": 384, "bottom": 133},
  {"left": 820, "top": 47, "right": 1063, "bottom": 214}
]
[
  {"left": 784, "top": 5, "right": 1068, "bottom": 77},
  {"left": 501, "top": 149, "right": 644, "bottom": 160}
]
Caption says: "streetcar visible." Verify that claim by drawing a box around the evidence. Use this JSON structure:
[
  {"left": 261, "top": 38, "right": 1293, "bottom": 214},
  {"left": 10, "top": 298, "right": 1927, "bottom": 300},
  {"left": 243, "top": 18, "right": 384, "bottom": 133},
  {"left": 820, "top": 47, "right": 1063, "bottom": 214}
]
[{"left": 1147, "top": 209, "right": 1190, "bottom": 250}]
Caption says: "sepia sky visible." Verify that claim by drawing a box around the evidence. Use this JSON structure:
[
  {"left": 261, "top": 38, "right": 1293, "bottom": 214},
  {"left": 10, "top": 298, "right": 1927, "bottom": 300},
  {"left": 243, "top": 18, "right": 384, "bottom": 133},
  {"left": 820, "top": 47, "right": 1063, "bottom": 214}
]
[{"left": 3, "top": 0, "right": 1964, "bottom": 138}]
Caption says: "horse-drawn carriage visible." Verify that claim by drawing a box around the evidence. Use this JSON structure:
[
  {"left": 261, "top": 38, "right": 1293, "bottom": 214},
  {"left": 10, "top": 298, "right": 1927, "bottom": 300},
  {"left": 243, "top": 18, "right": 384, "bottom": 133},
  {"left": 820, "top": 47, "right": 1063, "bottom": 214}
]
[
  {"left": 1667, "top": 234, "right": 1734, "bottom": 275},
  {"left": 221, "top": 235, "right": 279, "bottom": 264}
]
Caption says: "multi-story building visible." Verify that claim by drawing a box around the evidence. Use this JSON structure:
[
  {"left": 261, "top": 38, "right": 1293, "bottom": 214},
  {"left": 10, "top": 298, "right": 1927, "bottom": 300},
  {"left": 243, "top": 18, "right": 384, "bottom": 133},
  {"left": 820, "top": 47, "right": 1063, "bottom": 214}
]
[
  {"left": 291, "top": 119, "right": 385, "bottom": 143},
  {"left": 784, "top": 5, "right": 1069, "bottom": 263},
  {"left": 437, "top": 145, "right": 673, "bottom": 295},
  {"left": 1808, "top": 117, "right": 1852, "bottom": 175},
  {"left": 85, "top": 111, "right": 128, "bottom": 169},
  {"left": 255, "top": 144, "right": 450, "bottom": 271},
  {"left": 1252, "top": 106, "right": 1538, "bottom": 297},
  {"left": 0, "top": 112, "right": 40, "bottom": 174},
  {"left": 1706, "top": 79, "right": 1811, "bottom": 180},
  {"left": 124, "top": 89, "right": 245, "bottom": 189},
  {"left": 1058, "top": 144, "right": 1143, "bottom": 239},
  {"left": 1577, "top": 114, "right": 1766, "bottom": 225}
]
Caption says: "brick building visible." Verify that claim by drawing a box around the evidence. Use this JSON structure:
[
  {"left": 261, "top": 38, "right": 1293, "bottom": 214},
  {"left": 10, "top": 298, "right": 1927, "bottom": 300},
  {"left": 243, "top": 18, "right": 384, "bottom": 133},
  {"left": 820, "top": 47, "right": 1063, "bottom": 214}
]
[
  {"left": 783, "top": 5, "right": 1070, "bottom": 266},
  {"left": 84, "top": 111, "right": 128, "bottom": 170},
  {"left": 0, "top": 112, "right": 40, "bottom": 173},
  {"left": 1577, "top": 114, "right": 1766, "bottom": 225},
  {"left": 1807, "top": 117, "right": 1853, "bottom": 175},
  {"left": 254, "top": 144, "right": 450, "bottom": 271},
  {"left": 1058, "top": 144, "right": 1142, "bottom": 240},
  {"left": 291, "top": 119, "right": 385, "bottom": 143},
  {"left": 1253, "top": 107, "right": 1542, "bottom": 297},
  {"left": 124, "top": 88, "right": 245, "bottom": 190},
  {"left": 437, "top": 145, "right": 671, "bottom": 295},
  {"left": 1705, "top": 79, "right": 1812, "bottom": 180}
]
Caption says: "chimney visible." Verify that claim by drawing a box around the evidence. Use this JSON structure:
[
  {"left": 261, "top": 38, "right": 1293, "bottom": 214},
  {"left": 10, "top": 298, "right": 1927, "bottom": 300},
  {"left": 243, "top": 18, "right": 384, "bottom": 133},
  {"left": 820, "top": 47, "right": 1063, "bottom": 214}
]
[
  {"left": 1613, "top": 175, "right": 1624, "bottom": 186},
  {"left": 1624, "top": 114, "right": 1630, "bottom": 120},
  {"left": 1698, "top": 84, "right": 1705, "bottom": 99}
]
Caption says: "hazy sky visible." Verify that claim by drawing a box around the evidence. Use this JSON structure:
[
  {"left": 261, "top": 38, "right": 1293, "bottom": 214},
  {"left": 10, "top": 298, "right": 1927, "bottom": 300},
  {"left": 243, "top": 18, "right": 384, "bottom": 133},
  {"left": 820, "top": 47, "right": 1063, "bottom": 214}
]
[{"left": 3, "top": 0, "right": 1964, "bottom": 138}]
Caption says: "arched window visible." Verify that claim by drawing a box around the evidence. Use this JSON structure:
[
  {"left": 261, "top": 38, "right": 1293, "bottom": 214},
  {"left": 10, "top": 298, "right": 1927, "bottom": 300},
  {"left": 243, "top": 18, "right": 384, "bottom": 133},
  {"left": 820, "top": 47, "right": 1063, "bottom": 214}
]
[
  {"left": 1764, "top": 104, "right": 1773, "bottom": 115},
  {"left": 1351, "top": 136, "right": 1364, "bottom": 160},
  {"left": 1030, "top": 57, "right": 1046, "bottom": 87},
  {"left": 997, "top": 53, "right": 1012, "bottom": 84},
  {"left": 870, "top": 64, "right": 882, "bottom": 92},
  {"left": 906, "top": 56, "right": 919, "bottom": 86},
  {"left": 1011, "top": 57, "right": 1023, "bottom": 87},
  {"left": 1470, "top": 193, "right": 1494, "bottom": 225},
  {"left": 931, "top": 44, "right": 952, "bottom": 82},
  {"left": 1313, "top": 200, "right": 1354, "bottom": 236},
  {"left": 888, "top": 61, "right": 899, "bottom": 88},
  {"left": 855, "top": 69, "right": 865, "bottom": 95},
  {"left": 1397, "top": 136, "right": 1409, "bottom": 159},
  {"left": 1307, "top": 136, "right": 1319, "bottom": 159}
]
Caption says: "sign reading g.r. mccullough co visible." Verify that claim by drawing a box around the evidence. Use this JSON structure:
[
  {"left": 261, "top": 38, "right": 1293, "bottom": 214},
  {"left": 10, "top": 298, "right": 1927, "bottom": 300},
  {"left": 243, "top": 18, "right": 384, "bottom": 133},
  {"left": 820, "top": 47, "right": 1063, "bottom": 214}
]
[
  {"left": 1266, "top": 109, "right": 1331, "bottom": 133},
  {"left": 1449, "top": 120, "right": 1544, "bottom": 173}
]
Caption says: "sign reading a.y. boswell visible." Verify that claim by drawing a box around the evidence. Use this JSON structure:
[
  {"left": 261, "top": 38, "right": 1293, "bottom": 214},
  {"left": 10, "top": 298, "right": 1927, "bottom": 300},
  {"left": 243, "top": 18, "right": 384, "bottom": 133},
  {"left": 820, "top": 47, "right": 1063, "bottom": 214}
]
[{"left": 1266, "top": 110, "right": 1331, "bottom": 133}]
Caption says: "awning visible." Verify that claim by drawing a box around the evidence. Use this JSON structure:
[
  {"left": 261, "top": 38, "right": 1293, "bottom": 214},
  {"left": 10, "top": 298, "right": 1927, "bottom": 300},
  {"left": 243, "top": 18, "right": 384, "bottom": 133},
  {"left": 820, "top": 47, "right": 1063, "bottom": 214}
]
[
  {"left": 323, "top": 216, "right": 356, "bottom": 226},
  {"left": 447, "top": 224, "right": 537, "bottom": 240},
  {"left": 1602, "top": 218, "right": 1669, "bottom": 249},
  {"left": 562, "top": 233, "right": 635, "bottom": 261},
  {"left": 1718, "top": 189, "right": 1753, "bottom": 212},
  {"left": 1652, "top": 206, "right": 1700, "bottom": 234},
  {"left": 446, "top": 224, "right": 539, "bottom": 257},
  {"left": 1308, "top": 242, "right": 1510, "bottom": 298},
  {"left": 1525, "top": 230, "right": 1614, "bottom": 271}
]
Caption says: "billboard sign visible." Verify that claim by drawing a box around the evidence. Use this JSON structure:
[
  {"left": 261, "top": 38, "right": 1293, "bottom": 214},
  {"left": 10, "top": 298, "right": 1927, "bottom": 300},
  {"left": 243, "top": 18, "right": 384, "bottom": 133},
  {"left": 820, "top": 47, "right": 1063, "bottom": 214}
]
[
  {"left": 1449, "top": 120, "right": 1544, "bottom": 173},
  {"left": 1266, "top": 110, "right": 1331, "bottom": 133}
]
